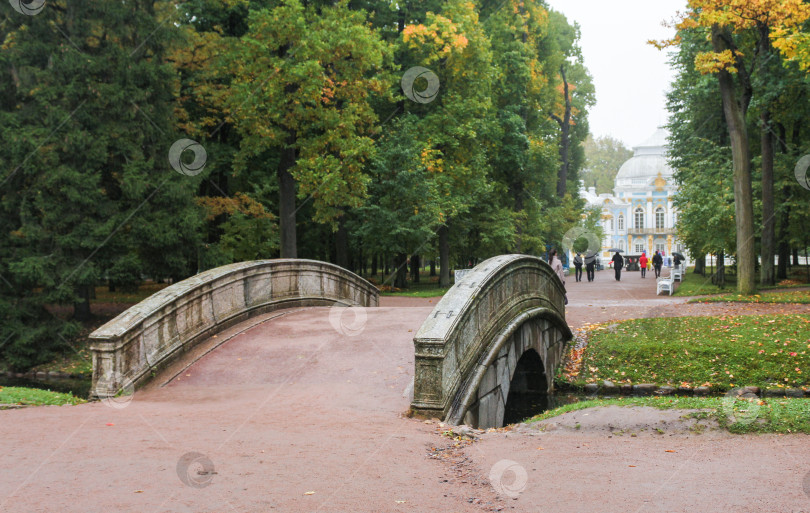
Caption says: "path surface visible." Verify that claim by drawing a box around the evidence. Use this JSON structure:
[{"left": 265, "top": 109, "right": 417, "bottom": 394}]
[{"left": 2, "top": 268, "right": 810, "bottom": 513}]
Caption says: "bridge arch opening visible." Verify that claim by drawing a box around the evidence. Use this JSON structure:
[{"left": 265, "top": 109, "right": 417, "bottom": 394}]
[{"left": 503, "top": 349, "right": 549, "bottom": 425}]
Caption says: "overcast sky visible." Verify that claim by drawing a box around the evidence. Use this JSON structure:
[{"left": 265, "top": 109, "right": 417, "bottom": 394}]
[{"left": 545, "top": 0, "right": 688, "bottom": 149}]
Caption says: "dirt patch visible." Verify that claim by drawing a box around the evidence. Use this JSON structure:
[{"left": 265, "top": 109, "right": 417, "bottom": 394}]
[{"left": 514, "top": 406, "right": 720, "bottom": 437}]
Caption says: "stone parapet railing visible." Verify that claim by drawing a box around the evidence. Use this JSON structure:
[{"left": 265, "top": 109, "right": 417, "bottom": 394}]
[
  {"left": 89, "top": 259, "right": 378, "bottom": 398},
  {"left": 411, "top": 254, "right": 572, "bottom": 422}
]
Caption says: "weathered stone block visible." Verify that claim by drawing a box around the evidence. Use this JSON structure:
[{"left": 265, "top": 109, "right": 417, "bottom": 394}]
[
  {"left": 655, "top": 386, "right": 676, "bottom": 395},
  {"left": 633, "top": 384, "right": 658, "bottom": 396}
]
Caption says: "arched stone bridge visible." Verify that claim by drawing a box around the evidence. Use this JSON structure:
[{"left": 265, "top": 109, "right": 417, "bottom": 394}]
[
  {"left": 411, "top": 254, "right": 572, "bottom": 428},
  {"left": 89, "top": 256, "right": 571, "bottom": 429},
  {"left": 89, "top": 259, "right": 379, "bottom": 398}
]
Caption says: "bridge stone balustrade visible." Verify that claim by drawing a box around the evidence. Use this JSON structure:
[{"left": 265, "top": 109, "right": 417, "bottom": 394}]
[
  {"left": 89, "top": 259, "right": 378, "bottom": 398},
  {"left": 411, "top": 254, "right": 572, "bottom": 428}
]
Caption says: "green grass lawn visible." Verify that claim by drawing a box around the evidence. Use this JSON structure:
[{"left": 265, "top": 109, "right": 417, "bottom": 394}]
[
  {"left": 528, "top": 396, "right": 810, "bottom": 434},
  {"left": 0, "top": 386, "right": 86, "bottom": 406},
  {"left": 574, "top": 314, "right": 810, "bottom": 390},
  {"left": 688, "top": 290, "right": 810, "bottom": 304},
  {"left": 92, "top": 281, "right": 169, "bottom": 304},
  {"left": 380, "top": 286, "right": 451, "bottom": 298},
  {"left": 673, "top": 269, "right": 737, "bottom": 296},
  {"left": 675, "top": 267, "right": 809, "bottom": 297}
]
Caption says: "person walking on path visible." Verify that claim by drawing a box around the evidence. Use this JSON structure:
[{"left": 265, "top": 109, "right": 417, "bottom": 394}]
[
  {"left": 549, "top": 249, "right": 567, "bottom": 304},
  {"left": 611, "top": 251, "right": 624, "bottom": 281},
  {"left": 573, "top": 252, "right": 583, "bottom": 282},
  {"left": 584, "top": 253, "right": 596, "bottom": 282},
  {"left": 639, "top": 252, "right": 648, "bottom": 278},
  {"left": 653, "top": 251, "right": 663, "bottom": 278}
]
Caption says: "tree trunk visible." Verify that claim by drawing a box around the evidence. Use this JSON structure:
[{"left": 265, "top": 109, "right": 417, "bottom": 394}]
[
  {"left": 394, "top": 253, "right": 408, "bottom": 289},
  {"left": 712, "top": 26, "right": 755, "bottom": 294},
  {"left": 694, "top": 254, "right": 705, "bottom": 276},
  {"left": 411, "top": 254, "right": 420, "bottom": 283},
  {"left": 73, "top": 285, "right": 92, "bottom": 321},
  {"left": 429, "top": 259, "right": 436, "bottom": 277},
  {"left": 806, "top": 245, "right": 809, "bottom": 283},
  {"left": 278, "top": 141, "right": 297, "bottom": 258},
  {"left": 552, "top": 65, "right": 571, "bottom": 199},
  {"left": 371, "top": 254, "right": 377, "bottom": 277},
  {"left": 760, "top": 111, "right": 775, "bottom": 285},
  {"left": 439, "top": 224, "right": 450, "bottom": 287},
  {"left": 793, "top": 248, "right": 799, "bottom": 266},
  {"left": 759, "top": 31, "right": 775, "bottom": 286},
  {"left": 712, "top": 252, "right": 726, "bottom": 287},
  {"left": 777, "top": 241, "right": 789, "bottom": 280},
  {"left": 777, "top": 204, "right": 791, "bottom": 280},
  {"left": 335, "top": 217, "right": 349, "bottom": 269}
]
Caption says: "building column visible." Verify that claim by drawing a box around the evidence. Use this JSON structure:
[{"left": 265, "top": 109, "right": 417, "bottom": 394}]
[
  {"left": 647, "top": 235, "right": 653, "bottom": 254},
  {"left": 667, "top": 234, "right": 673, "bottom": 256},
  {"left": 667, "top": 198, "right": 673, "bottom": 228}
]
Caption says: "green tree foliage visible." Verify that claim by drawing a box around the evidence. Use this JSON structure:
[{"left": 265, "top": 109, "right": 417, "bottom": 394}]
[
  {"left": 581, "top": 135, "right": 633, "bottom": 194},
  {"left": 0, "top": 0, "right": 596, "bottom": 369},
  {"left": 0, "top": 1, "right": 203, "bottom": 369},
  {"left": 664, "top": 12, "right": 810, "bottom": 287}
]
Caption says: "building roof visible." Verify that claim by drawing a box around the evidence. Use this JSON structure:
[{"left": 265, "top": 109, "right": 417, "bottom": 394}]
[{"left": 615, "top": 129, "right": 673, "bottom": 184}]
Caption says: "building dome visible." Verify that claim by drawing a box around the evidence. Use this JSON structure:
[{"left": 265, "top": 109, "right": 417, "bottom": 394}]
[{"left": 615, "top": 129, "right": 673, "bottom": 186}]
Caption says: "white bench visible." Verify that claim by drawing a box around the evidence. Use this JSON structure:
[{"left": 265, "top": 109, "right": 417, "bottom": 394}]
[
  {"left": 657, "top": 276, "right": 674, "bottom": 295},
  {"left": 672, "top": 266, "right": 683, "bottom": 281}
]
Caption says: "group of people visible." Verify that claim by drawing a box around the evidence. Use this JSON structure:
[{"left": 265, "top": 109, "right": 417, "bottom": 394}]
[
  {"left": 608, "top": 250, "right": 666, "bottom": 281},
  {"left": 570, "top": 252, "right": 598, "bottom": 282},
  {"left": 547, "top": 248, "right": 682, "bottom": 306},
  {"left": 567, "top": 250, "right": 677, "bottom": 282}
]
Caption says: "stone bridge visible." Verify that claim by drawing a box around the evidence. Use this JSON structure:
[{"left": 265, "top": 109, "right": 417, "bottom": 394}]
[
  {"left": 89, "top": 259, "right": 379, "bottom": 398},
  {"left": 411, "top": 254, "right": 572, "bottom": 428}
]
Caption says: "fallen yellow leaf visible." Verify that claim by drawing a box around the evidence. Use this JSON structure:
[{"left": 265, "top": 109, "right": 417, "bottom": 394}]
[{"left": 304, "top": 491, "right": 315, "bottom": 496}]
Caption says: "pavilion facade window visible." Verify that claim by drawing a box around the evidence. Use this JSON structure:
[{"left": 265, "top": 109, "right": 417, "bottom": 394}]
[
  {"left": 634, "top": 207, "right": 644, "bottom": 229},
  {"left": 655, "top": 207, "right": 665, "bottom": 229}
]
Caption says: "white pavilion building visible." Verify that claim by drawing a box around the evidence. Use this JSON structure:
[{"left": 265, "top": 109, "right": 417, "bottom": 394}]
[{"left": 577, "top": 129, "right": 686, "bottom": 263}]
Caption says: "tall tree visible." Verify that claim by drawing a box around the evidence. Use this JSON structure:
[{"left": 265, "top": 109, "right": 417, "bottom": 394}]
[
  {"left": 581, "top": 135, "right": 633, "bottom": 194},
  {"left": 0, "top": 0, "right": 202, "bottom": 368},
  {"left": 660, "top": 0, "right": 810, "bottom": 294},
  {"left": 226, "top": 0, "right": 391, "bottom": 258},
  {"left": 399, "top": 0, "right": 495, "bottom": 285}
]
